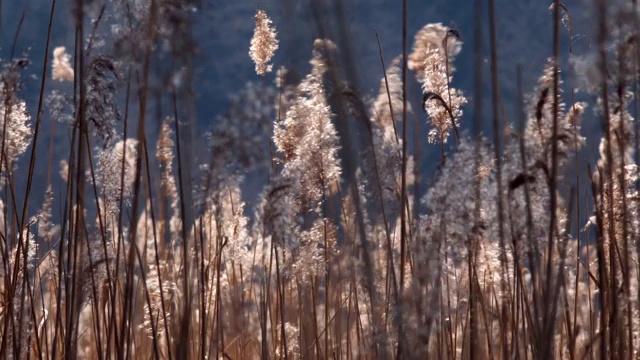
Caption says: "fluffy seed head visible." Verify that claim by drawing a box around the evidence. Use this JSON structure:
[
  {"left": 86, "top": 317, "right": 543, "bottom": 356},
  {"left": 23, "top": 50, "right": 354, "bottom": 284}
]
[
  {"left": 52, "top": 46, "right": 74, "bottom": 82},
  {"left": 249, "top": 10, "right": 279, "bottom": 76}
]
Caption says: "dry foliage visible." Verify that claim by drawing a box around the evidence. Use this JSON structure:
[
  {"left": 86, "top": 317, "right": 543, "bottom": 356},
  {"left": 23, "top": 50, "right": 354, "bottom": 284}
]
[{"left": 1, "top": 1, "right": 639, "bottom": 359}]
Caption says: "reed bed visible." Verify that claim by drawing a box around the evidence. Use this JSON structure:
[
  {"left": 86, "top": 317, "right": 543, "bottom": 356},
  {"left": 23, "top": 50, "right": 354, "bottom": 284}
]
[{"left": 0, "top": 0, "right": 637, "bottom": 359}]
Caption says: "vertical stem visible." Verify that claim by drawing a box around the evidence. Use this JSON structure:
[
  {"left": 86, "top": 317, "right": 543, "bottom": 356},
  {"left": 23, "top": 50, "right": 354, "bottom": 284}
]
[
  {"left": 398, "top": 0, "right": 408, "bottom": 355},
  {"left": 470, "top": 0, "right": 484, "bottom": 357},
  {"left": 488, "top": 0, "right": 509, "bottom": 356},
  {"left": 596, "top": 0, "right": 614, "bottom": 358}
]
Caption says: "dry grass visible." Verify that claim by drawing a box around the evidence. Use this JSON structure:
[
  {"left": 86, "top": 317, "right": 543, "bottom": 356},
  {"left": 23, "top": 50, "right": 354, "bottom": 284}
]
[{"left": 0, "top": 1, "right": 638, "bottom": 359}]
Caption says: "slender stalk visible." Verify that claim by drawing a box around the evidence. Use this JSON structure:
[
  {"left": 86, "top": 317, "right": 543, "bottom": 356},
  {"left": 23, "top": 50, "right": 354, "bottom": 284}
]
[
  {"left": 398, "top": 0, "right": 408, "bottom": 356},
  {"left": 488, "top": 0, "right": 509, "bottom": 356}
]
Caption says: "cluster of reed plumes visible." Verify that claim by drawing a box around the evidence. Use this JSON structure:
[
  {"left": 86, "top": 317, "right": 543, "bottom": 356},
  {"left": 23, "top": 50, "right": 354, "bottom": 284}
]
[{"left": 1, "top": 0, "right": 640, "bottom": 358}]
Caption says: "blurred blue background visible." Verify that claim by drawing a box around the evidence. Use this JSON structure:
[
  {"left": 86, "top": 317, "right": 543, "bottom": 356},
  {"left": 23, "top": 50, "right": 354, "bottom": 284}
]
[{"left": 0, "top": 0, "right": 602, "bottom": 232}]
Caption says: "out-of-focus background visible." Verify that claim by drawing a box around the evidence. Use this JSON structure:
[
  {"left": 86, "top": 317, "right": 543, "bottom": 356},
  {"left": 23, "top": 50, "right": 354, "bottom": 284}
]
[{"left": 0, "top": 0, "right": 601, "bottom": 224}]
